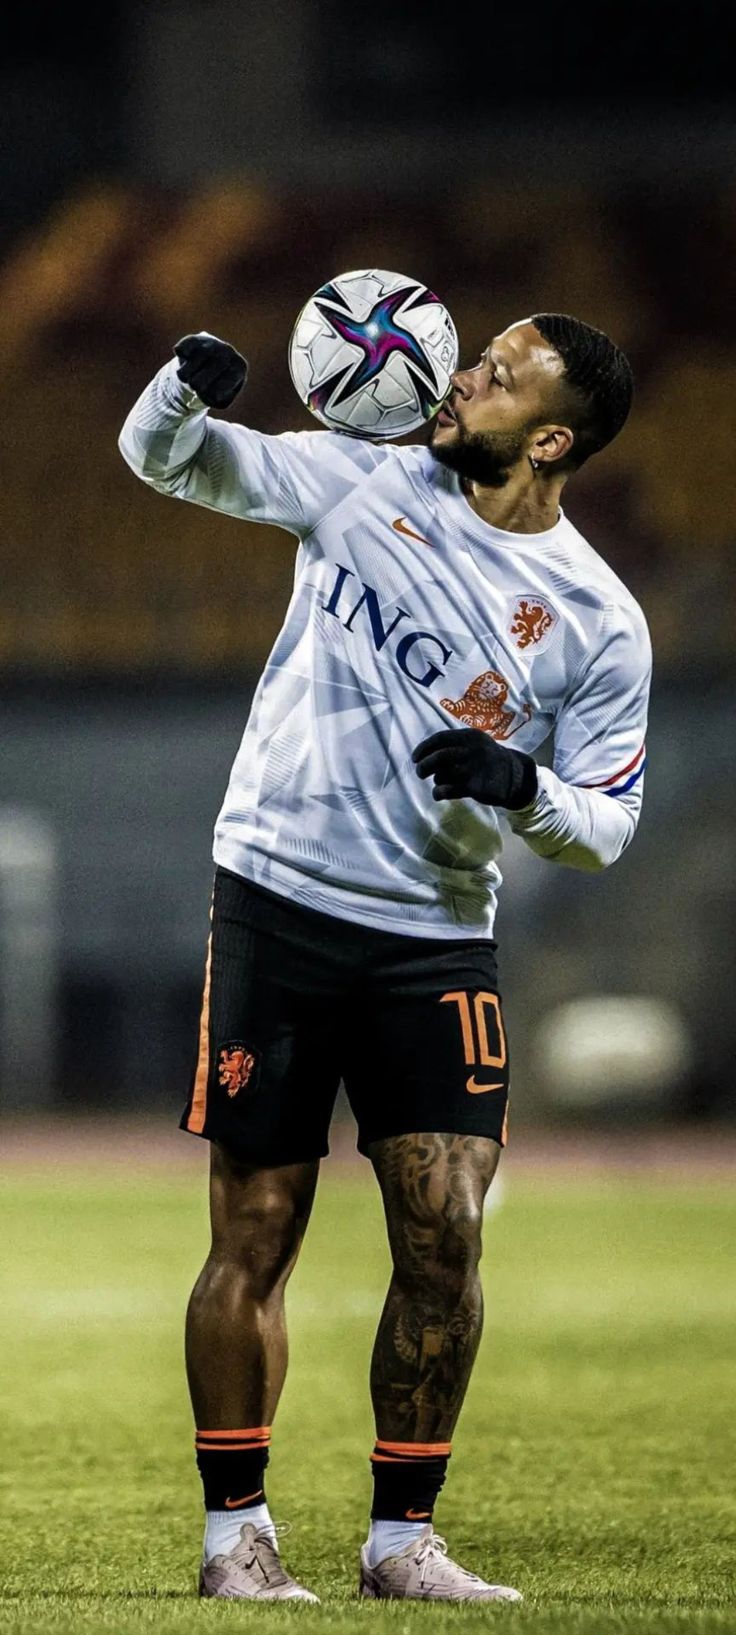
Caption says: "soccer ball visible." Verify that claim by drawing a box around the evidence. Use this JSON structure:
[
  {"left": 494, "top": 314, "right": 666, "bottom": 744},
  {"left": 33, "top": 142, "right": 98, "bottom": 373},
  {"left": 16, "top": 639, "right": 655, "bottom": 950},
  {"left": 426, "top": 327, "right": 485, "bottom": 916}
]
[{"left": 288, "top": 268, "right": 459, "bottom": 440}]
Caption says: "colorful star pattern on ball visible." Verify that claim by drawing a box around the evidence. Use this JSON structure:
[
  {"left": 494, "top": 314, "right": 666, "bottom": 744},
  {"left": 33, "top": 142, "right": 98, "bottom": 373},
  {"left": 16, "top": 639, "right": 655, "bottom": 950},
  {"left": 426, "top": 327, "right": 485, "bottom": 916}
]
[{"left": 309, "top": 284, "right": 442, "bottom": 418}]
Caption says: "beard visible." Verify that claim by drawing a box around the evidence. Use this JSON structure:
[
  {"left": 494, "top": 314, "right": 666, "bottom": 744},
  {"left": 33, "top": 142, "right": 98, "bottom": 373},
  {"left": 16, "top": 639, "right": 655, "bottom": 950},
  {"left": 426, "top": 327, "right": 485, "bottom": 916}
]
[{"left": 429, "top": 421, "right": 531, "bottom": 488}]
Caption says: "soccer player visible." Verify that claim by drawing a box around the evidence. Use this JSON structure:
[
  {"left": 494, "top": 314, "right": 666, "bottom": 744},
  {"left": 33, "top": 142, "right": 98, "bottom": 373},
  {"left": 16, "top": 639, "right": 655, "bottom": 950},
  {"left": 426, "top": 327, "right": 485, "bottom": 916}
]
[{"left": 119, "top": 315, "right": 651, "bottom": 1602}]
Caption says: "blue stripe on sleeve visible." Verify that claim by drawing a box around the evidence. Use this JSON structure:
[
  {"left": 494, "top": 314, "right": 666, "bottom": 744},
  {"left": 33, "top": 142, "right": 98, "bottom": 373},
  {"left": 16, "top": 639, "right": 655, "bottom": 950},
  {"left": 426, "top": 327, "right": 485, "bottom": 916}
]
[{"left": 604, "top": 758, "right": 647, "bottom": 797}]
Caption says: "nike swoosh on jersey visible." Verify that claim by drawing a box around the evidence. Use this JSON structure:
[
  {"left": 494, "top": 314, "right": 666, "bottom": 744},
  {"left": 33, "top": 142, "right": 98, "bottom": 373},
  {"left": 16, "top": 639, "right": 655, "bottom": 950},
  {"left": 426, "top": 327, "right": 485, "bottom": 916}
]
[
  {"left": 224, "top": 1490, "right": 264, "bottom": 1509},
  {"left": 391, "top": 515, "right": 433, "bottom": 547},
  {"left": 466, "top": 1076, "right": 505, "bottom": 1094}
]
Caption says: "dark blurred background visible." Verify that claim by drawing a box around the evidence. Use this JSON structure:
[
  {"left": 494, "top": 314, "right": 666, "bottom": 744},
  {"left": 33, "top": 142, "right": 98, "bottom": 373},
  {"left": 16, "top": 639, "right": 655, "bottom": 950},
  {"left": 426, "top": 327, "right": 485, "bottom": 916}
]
[{"left": 1, "top": 1, "right": 733, "bottom": 1131}]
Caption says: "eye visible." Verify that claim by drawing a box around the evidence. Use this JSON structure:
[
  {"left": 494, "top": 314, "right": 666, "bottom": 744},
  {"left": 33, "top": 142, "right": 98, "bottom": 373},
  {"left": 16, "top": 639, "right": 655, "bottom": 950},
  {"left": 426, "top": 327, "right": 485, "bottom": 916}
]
[{"left": 476, "top": 354, "right": 505, "bottom": 386}]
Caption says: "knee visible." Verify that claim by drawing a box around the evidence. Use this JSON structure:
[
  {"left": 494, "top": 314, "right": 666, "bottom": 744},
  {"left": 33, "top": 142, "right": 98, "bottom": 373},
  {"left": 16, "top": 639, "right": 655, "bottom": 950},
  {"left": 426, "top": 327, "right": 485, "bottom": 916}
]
[
  {"left": 211, "top": 1188, "right": 304, "bottom": 1301},
  {"left": 393, "top": 1201, "right": 483, "bottom": 1302}
]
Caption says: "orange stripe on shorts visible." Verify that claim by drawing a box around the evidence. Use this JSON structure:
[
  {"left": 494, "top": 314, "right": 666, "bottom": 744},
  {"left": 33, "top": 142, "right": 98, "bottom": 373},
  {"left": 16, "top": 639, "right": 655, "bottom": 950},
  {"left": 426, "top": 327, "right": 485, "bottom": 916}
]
[{"left": 186, "top": 931, "right": 212, "bottom": 1136}]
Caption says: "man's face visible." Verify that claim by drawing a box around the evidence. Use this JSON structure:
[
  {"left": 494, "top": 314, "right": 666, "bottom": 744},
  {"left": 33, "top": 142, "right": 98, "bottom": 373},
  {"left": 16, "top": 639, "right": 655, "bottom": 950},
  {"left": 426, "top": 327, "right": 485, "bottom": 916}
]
[{"left": 430, "top": 320, "right": 568, "bottom": 487}]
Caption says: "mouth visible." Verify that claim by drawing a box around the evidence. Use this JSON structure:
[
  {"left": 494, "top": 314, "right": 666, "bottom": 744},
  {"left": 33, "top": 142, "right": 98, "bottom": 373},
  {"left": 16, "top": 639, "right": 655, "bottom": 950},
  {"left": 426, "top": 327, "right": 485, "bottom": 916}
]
[{"left": 436, "top": 401, "right": 457, "bottom": 427}]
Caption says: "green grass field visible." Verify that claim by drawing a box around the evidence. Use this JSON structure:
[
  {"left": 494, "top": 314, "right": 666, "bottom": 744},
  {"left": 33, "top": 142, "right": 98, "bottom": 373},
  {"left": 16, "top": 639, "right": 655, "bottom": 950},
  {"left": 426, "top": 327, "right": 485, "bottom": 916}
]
[{"left": 1, "top": 1151, "right": 734, "bottom": 1633}]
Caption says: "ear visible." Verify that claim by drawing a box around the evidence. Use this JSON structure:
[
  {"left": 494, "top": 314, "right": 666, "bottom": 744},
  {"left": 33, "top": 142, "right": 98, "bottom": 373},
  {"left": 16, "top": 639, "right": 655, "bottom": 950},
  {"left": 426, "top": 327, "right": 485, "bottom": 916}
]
[{"left": 529, "top": 425, "right": 574, "bottom": 468}]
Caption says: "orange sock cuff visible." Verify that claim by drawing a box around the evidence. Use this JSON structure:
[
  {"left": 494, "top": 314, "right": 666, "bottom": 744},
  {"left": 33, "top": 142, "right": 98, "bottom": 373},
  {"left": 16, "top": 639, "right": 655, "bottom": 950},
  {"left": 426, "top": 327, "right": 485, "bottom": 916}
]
[
  {"left": 195, "top": 1428, "right": 271, "bottom": 1512},
  {"left": 195, "top": 1426, "right": 271, "bottom": 1452},
  {"left": 370, "top": 1440, "right": 451, "bottom": 1520},
  {"left": 371, "top": 1439, "right": 452, "bottom": 1463}
]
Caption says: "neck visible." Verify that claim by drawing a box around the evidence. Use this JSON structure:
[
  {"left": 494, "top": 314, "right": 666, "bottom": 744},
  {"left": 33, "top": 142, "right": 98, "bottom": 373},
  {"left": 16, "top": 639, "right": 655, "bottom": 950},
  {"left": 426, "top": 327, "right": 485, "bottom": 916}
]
[{"left": 461, "top": 468, "right": 565, "bottom": 534}]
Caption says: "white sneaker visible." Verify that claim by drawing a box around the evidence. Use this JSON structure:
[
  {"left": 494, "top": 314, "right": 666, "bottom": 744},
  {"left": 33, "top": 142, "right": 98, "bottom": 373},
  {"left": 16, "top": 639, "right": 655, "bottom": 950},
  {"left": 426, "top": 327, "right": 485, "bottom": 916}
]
[
  {"left": 359, "top": 1525, "right": 522, "bottom": 1602},
  {"left": 199, "top": 1521, "right": 319, "bottom": 1601}
]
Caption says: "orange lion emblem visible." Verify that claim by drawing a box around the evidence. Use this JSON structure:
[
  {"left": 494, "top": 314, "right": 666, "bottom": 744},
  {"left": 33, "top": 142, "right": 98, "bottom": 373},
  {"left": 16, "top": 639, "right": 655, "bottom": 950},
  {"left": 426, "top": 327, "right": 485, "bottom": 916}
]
[
  {"left": 510, "top": 597, "right": 556, "bottom": 650},
  {"left": 440, "top": 669, "right": 532, "bottom": 739},
  {"left": 218, "top": 1044, "right": 257, "bottom": 1098}
]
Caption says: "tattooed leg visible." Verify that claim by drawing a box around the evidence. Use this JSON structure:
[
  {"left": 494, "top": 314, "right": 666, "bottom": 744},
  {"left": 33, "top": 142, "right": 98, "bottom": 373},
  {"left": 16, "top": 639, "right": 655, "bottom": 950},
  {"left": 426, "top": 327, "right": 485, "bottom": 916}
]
[{"left": 367, "top": 1132, "right": 500, "bottom": 1443}]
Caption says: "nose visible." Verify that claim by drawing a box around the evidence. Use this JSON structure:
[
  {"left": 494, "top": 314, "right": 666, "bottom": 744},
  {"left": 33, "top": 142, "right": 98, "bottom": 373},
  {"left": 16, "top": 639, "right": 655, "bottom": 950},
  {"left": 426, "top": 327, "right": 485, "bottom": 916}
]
[{"left": 450, "top": 367, "right": 472, "bottom": 400}]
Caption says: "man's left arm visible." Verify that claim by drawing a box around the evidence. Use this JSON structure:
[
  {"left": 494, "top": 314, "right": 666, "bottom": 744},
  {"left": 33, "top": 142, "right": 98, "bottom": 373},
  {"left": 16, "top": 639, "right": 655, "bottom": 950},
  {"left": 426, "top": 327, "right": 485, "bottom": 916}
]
[
  {"left": 508, "top": 604, "right": 652, "bottom": 871},
  {"left": 413, "top": 603, "right": 652, "bottom": 874}
]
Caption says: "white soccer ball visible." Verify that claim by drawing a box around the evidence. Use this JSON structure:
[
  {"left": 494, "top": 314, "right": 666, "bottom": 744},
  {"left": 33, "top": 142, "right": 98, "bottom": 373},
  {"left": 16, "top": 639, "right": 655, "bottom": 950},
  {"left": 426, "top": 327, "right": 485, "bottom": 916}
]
[{"left": 288, "top": 268, "right": 459, "bottom": 440}]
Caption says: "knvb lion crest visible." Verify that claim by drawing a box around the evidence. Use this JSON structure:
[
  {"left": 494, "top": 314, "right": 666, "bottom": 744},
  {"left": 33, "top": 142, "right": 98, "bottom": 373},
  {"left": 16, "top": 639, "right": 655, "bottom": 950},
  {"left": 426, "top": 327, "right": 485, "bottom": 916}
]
[
  {"left": 440, "top": 669, "right": 532, "bottom": 739},
  {"left": 218, "top": 1042, "right": 258, "bottom": 1098},
  {"left": 509, "top": 596, "right": 557, "bottom": 651}
]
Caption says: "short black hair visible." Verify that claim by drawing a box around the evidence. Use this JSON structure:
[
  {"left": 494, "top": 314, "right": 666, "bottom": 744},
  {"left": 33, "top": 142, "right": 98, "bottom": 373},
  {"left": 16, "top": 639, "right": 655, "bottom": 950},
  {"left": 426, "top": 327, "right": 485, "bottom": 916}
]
[{"left": 531, "top": 313, "right": 634, "bottom": 469}]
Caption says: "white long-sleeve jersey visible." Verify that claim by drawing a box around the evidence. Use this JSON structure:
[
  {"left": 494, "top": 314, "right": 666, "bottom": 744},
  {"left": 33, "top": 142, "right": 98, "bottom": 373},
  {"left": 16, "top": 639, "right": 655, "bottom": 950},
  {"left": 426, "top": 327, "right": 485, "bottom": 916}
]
[{"left": 119, "top": 360, "right": 653, "bottom": 939}]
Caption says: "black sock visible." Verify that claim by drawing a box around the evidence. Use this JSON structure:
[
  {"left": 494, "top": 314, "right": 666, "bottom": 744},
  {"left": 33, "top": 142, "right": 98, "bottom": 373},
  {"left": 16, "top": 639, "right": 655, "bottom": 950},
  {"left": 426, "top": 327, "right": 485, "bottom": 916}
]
[
  {"left": 195, "top": 1426, "right": 270, "bottom": 1512},
  {"left": 370, "top": 1438, "right": 451, "bottom": 1522}
]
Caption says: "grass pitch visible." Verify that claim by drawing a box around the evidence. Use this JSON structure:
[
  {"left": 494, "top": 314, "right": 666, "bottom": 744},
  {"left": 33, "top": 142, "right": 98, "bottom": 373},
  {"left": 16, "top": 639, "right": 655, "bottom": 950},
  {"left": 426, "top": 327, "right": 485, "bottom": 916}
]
[{"left": 0, "top": 1142, "right": 733, "bottom": 1633}]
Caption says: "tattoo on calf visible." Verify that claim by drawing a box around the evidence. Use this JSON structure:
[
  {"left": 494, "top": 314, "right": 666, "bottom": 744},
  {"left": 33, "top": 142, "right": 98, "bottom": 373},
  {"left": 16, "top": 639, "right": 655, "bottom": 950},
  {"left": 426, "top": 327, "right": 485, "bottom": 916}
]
[{"left": 369, "top": 1132, "right": 499, "bottom": 1443}]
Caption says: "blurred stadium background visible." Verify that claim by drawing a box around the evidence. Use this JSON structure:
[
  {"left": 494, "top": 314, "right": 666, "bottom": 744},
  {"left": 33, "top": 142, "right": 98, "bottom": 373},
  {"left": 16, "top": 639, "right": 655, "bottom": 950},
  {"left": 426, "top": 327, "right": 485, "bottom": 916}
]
[
  {"left": 2, "top": 6, "right": 735, "bottom": 1630},
  {"left": 1, "top": 0, "right": 733, "bottom": 1132}
]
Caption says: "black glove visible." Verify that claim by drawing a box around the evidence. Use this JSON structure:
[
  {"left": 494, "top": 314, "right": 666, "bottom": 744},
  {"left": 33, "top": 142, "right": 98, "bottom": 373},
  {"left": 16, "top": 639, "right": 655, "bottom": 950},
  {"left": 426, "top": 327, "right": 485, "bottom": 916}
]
[
  {"left": 412, "top": 727, "right": 538, "bottom": 810},
  {"left": 173, "top": 332, "right": 248, "bottom": 408}
]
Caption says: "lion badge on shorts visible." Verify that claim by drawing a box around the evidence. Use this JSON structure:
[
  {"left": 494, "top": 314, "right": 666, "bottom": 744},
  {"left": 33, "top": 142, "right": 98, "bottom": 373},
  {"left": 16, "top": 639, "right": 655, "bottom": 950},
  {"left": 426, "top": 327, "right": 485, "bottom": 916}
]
[{"left": 218, "top": 1041, "right": 259, "bottom": 1098}]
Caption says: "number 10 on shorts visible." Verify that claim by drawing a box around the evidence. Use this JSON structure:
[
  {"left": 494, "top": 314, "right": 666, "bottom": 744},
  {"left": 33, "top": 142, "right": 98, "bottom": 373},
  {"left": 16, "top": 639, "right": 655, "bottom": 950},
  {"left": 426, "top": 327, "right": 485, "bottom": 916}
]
[{"left": 441, "top": 990, "right": 508, "bottom": 1094}]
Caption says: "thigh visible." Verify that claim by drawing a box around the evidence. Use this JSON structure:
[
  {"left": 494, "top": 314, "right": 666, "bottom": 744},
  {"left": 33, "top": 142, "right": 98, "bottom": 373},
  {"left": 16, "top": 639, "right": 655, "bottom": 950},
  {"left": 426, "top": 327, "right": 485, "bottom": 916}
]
[
  {"left": 367, "top": 1131, "right": 500, "bottom": 1270},
  {"left": 209, "top": 1141, "right": 320, "bottom": 1260},
  {"left": 180, "top": 868, "right": 346, "bottom": 1166},
  {"left": 342, "top": 936, "right": 511, "bottom": 1153}
]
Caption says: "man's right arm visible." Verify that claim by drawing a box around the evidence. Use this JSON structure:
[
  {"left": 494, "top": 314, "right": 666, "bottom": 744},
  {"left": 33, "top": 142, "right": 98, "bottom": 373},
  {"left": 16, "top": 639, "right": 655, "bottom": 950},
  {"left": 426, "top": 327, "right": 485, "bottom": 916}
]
[{"left": 118, "top": 350, "right": 372, "bottom": 539}]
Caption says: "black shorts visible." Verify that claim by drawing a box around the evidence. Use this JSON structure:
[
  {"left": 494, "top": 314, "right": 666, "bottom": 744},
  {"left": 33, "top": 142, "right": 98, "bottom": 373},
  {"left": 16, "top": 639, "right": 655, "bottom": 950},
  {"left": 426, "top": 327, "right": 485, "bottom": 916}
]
[{"left": 180, "top": 866, "right": 510, "bottom": 1166}]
